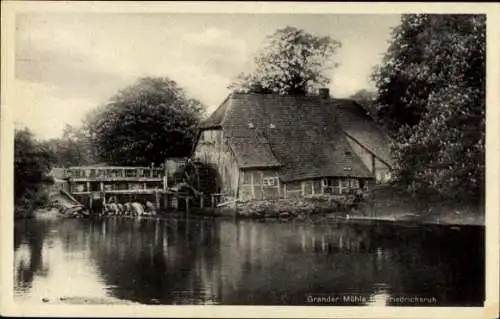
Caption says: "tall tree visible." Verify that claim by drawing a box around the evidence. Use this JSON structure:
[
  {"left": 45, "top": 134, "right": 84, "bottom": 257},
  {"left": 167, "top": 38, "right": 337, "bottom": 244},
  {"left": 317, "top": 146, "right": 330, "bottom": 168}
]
[
  {"left": 14, "top": 128, "right": 55, "bottom": 216},
  {"left": 372, "top": 14, "right": 485, "bottom": 199},
  {"left": 229, "top": 26, "right": 341, "bottom": 95},
  {"left": 86, "top": 77, "right": 205, "bottom": 166},
  {"left": 46, "top": 124, "right": 97, "bottom": 167}
]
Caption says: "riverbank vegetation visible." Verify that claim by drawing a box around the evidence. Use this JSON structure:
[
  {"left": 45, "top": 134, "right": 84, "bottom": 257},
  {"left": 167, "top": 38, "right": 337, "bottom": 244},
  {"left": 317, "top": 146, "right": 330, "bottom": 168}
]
[{"left": 14, "top": 129, "right": 54, "bottom": 218}]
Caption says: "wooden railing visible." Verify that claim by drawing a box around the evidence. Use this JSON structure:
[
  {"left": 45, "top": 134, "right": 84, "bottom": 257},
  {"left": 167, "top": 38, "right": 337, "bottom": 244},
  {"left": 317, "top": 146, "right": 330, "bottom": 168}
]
[{"left": 65, "top": 166, "right": 164, "bottom": 180}]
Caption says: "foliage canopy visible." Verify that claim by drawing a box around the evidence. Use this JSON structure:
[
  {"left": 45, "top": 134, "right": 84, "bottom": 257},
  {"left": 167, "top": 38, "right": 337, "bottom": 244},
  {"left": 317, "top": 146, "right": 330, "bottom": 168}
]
[
  {"left": 86, "top": 77, "right": 205, "bottom": 166},
  {"left": 372, "top": 14, "right": 485, "bottom": 199},
  {"left": 229, "top": 26, "right": 341, "bottom": 95},
  {"left": 14, "top": 128, "right": 55, "bottom": 215}
]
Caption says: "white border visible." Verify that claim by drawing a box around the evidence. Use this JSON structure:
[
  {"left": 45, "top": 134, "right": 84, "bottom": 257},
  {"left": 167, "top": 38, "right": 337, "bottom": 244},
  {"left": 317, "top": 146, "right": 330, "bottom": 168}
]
[{"left": 1, "top": 2, "right": 499, "bottom": 318}]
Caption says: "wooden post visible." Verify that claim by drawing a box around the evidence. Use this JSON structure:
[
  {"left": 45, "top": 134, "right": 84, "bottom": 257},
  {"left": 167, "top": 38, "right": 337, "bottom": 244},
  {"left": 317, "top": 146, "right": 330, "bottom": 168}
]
[
  {"left": 311, "top": 181, "right": 315, "bottom": 195},
  {"left": 211, "top": 194, "right": 215, "bottom": 209},
  {"left": 200, "top": 194, "right": 204, "bottom": 209},
  {"left": 260, "top": 172, "right": 264, "bottom": 199},
  {"left": 371, "top": 154, "right": 376, "bottom": 178},
  {"left": 284, "top": 183, "right": 287, "bottom": 199},
  {"left": 155, "top": 188, "right": 160, "bottom": 210},
  {"left": 250, "top": 172, "right": 255, "bottom": 198},
  {"left": 163, "top": 193, "right": 168, "bottom": 213},
  {"left": 301, "top": 182, "right": 305, "bottom": 197},
  {"left": 185, "top": 197, "right": 190, "bottom": 214},
  {"left": 86, "top": 181, "right": 91, "bottom": 192},
  {"left": 277, "top": 176, "right": 281, "bottom": 199}
]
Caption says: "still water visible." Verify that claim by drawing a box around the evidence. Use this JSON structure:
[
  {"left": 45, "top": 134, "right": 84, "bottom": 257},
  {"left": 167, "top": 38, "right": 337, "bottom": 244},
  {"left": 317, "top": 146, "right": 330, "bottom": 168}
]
[{"left": 14, "top": 216, "right": 484, "bottom": 306}]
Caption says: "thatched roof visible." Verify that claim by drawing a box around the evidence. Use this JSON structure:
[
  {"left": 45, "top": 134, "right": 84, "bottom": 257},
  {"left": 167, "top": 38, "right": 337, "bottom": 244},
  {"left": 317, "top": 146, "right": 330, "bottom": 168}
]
[{"left": 199, "top": 93, "right": 392, "bottom": 182}]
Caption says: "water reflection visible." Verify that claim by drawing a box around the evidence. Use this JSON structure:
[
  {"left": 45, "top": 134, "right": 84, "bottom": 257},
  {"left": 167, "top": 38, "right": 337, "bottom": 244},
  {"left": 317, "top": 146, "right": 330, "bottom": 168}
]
[{"left": 14, "top": 218, "right": 484, "bottom": 306}]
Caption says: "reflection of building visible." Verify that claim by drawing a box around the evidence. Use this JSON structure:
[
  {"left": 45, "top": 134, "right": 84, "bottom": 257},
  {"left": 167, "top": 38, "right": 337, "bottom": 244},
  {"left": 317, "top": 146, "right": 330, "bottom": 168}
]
[{"left": 193, "top": 89, "right": 393, "bottom": 201}]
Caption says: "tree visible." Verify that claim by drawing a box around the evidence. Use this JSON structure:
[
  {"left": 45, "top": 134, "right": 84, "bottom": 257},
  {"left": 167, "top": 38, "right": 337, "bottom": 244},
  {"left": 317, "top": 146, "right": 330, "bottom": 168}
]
[
  {"left": 372, "top": 14, "right": 485, "bottom": 199},
  {"left": 46, "top": 124, "right": 97, "bottom": 167},
  {"left": 14, "top": 128, "right": 55, "bottom": 216},
  {"left": 86, "top": 77, "right": 205, "bottom": 166},
  {"left": 229, "top": 26, "right": 341, "bottom": 95}
]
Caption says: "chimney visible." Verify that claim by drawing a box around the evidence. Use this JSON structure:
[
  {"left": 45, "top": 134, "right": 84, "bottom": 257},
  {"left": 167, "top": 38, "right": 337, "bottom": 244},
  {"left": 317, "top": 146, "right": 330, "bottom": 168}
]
[{"left": 319, "top": 88, "right": 330, "bottom": 99}]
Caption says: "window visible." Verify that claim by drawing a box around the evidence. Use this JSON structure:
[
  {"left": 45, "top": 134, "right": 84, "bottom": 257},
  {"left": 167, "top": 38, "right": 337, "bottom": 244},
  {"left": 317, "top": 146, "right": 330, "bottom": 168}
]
[
  {"left": 263, "top": 177, "right": 277, "bottom": 186},
  {"left": 345, "top": 151, "right": 352, "bottom": 156},
  {"left": 350, "top": 179, "right": 360, "bottom": 189},
  {"left": 322, "top": 179, "right": 328, "bottom": 187}
]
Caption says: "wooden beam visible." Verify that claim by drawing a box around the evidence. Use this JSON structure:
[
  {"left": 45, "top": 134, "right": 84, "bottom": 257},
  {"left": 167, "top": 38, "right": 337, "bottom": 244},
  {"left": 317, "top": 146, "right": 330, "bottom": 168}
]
[
  {"left": 371, "top": 154, "right": 376, "bottom": 178},
  {"left": 185, "top": 197, "right": 191, "bottom": 214},
  {"left": 260, "top": 171, "right": 264, "bottom": 199},
  {"left": 276, "top": 175, "right": 281, "bottom": 198},
  {"left": 155, "top": 189, "right": 160, "bottom": 210},
  {"left": 251, "top": 171, "right": 255, "bottom": 198},
  {"left": 343, "top": 131, "right": 392, "bottom": 169}
]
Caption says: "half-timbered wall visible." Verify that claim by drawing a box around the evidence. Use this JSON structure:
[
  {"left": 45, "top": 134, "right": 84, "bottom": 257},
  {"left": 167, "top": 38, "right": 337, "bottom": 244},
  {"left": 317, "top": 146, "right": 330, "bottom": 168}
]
[{"left": 239, "top": 169, "right": 280, "bottom": 200}]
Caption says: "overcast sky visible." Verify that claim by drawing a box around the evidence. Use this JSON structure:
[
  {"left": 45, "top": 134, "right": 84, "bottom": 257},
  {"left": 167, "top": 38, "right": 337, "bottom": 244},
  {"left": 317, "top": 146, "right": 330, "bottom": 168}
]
[{"left": 14, "top": 13, "right": 401, "bottom": 139}]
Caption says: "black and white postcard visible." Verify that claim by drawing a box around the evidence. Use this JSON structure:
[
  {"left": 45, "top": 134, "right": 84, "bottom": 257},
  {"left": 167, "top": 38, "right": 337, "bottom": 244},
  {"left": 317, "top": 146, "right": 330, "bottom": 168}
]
[{"left": 1, "top": 2, "right": 499, "bottom": 318}]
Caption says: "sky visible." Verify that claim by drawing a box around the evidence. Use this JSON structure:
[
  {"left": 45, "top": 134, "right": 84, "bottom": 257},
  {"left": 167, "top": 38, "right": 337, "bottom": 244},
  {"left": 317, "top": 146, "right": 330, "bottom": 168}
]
[{"left": 14, "top": 12, "right": 401, "bottom": 139}]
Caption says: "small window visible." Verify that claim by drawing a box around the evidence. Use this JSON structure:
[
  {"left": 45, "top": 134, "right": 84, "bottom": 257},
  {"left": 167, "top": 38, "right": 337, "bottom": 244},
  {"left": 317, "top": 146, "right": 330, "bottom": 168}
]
[
  {"left": 350, "top": 179, "right": 360, "bottom": 188},
  {"left": 263, "top": 177, "right": 276, "bottom": 186},
  {"left": 345, "top": 151, "right": 352, "bottom": 156}
]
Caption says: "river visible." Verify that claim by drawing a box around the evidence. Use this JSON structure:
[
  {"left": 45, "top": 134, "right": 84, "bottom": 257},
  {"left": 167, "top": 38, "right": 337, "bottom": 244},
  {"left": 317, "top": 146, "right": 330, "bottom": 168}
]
[{"left": 13, "top": 216, "right": 484, "bottom": 306}]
